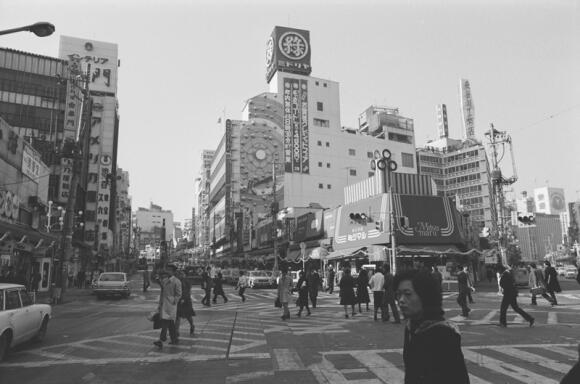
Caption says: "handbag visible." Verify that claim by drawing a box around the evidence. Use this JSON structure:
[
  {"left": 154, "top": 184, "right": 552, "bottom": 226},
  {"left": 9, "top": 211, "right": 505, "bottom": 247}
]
[
  {"left": 151, "top": 312, "right": 162, "bottom": 330},
  {"left": 274, "top": 297, "right": 282, "bottom": 308},
  {"left": 531, "top": 286, "right": 545, "bottom": 295}
]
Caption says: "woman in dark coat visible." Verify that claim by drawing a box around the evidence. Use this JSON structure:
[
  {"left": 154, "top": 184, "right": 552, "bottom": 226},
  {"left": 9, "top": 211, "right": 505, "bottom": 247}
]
[
  {"left": 339, "top": 268, "right": 356, "bottom": 318},
  {"left": 176, "top": 270, "right": 195, "bottom": 336},
  {"left": 543, "top": 261, "right": 561, "bottom": 305},
  {"left": 356, "top": 269, "right": 370, "bottom": 313},
  {"left": 294, "top": 271, "right": 311, "bottom": 317}
]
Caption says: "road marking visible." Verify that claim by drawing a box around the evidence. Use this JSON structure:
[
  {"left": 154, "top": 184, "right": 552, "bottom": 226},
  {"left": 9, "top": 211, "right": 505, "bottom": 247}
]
[
  {"left": 225, "top": 371, "right": 273, "bottom": 384},
  {"left": 472, "top": 310, "right": 497, "bottom": 325},
  {"left": 462, "top": 349, "right": 559, "bottom": 384},
  {"left": 548, "top": 346, "right": 578, "bottom": 358},
  {"left": 272, "top": 348, "right": 305, "bottom": 370},
  {"left": 493, "top": 346, "right": 572, "bottom": 372},
  {"left": 547, "top": 312, "right": 558, "bottom": 324},
  {"left": 351, "top": 350, "right": 404, "bottom": 383}
]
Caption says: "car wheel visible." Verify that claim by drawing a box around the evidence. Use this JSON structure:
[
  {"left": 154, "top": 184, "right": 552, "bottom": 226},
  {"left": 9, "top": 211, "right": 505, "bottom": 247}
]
[
  {"left": 0, "top": 331, "right": 11, "bottom": 362},
  {"left": 34, "top": 317, "right": 49, "bottom": 343}
]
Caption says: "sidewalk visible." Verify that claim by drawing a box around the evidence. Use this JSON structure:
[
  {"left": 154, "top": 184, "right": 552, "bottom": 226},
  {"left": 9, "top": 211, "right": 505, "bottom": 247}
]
[{"left": 35, "top": 287, "right": 94, "bottom": 305}]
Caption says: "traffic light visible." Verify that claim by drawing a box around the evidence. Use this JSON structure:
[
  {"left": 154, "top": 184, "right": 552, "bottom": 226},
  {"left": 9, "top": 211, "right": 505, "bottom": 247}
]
[
  {"left": 517, "top": 214, "right": 535, "bottom": 226},
  {"left": 349, "top": 213, "right": 370, "bottom": 225},
  {"left": 375, "top": 220, "right": 384, "bottom": 232}
]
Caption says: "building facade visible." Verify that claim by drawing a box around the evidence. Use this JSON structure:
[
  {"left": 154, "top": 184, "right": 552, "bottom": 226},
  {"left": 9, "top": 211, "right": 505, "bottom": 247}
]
[
  {"left": 515, "top": 213, "right": 562, "bottom": 262},
  {"left": 114, "top": 168, "right": 131, "bottom": 270}
]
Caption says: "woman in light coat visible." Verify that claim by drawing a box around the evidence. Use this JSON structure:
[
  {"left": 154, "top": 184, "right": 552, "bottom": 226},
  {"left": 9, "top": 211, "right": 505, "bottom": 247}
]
[
  {"left": 154, "top": 268, "right": 182, "bottom": 348},
  {"left": 277, "top": 265, "right": 293, "bottom": 320}
]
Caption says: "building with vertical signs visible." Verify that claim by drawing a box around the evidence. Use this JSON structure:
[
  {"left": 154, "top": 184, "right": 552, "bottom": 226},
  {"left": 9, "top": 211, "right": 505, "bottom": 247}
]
[{"left": 59, "top": 36, "right": 120, "bottom": 271}]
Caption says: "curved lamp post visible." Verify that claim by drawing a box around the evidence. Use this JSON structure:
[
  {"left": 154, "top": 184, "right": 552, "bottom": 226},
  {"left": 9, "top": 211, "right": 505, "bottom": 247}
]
[{"left": 0, "top": 22, "right": 55, "bottom": 37}]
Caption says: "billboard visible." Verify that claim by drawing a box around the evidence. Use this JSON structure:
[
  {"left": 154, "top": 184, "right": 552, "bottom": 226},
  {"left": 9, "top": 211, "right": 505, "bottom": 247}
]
[
  {"left": 459, "top": 79, "right": 475, "bottom": 139},
  {"left": 266, "top": 26, "right": 312, "bottom": 83},
  {"left": 283, "top": 77, "right": 309, "bottom": 174},
  {"left": 59, "top": 36, "right": 119, "bottom": 95},
  {"left": 436, "top": 104, "right": 449, "bottom": 138}
]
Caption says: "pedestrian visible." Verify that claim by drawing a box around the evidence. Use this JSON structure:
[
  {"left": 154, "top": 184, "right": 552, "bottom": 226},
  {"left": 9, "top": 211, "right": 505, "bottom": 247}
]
[
  {"left": 153, "top": 266, "right": 182, "bottom": 348},
  {"left": 339, "top": 267, "right": 356, "bottom": 318},
  {"left": 560, "top": 343, "right": 580, "bottom": 384},
  {"left": 356, "top": 268, "right": 370, "bottom": 313},
  {"left": 143, "top": 267, "right": 150, "bottom": 292},
  {"left": 176, "top": 269, "right": 195, "bottom": 337},
  {"left": 383, "top": 264, "right": 401, "bottom": 324},
  {"left": 307, "top": 269, "right": 321, "bottom": 308},
  {"left": 277, "top": 264, "right": 293, "bottom": 320},
  {"left": 294, "top": 271, "right": 311, "bottom": 317},
  {"left": 30, "top": 270, "right": 41, "bottom": 293},
  {"left": 212, "top": 271, "right": 228, "bottom": 304},
  {"left": 201, "top": 266, "right": 213, "bottom": 307},
  {"left": 528, "top": 262, "right": 554, "bottom": 305},
  {"left": 498, "top": 264, "right": 534, "bottom": 328},
  {"left": 327, "top": 266, "right": 335, "bottom": 294},
  {"left": 431, "top": 265, "right": 443, "bottom": 290},
  {"left": 457, "top": 265, "right": 471, "bottom": 318},
  {"left": 237, "top": 270, "right": 248, "bottom": 302},
  {"left": 336, "top": 267, "right": 344, "bottom": 289},
  {"left": 486, "top": 267, "right": 494, "bottom": 283},
  {"left": 394, "top": 269, "right": 470, "bottom": 384},
  {"left": 68, "top": 270, "right": 74, "bottom": 288},
  {"left": 466, "top": 267, "right": 475, "bottom": 304},
  {"left": 368, "top": 265, "right": 385, "bottom": 321},
  {"left": 543, "top": 261, "right": 561, "bottom": 306}
]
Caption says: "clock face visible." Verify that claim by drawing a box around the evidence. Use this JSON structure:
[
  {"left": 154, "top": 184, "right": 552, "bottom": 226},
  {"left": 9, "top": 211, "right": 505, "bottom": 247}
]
[
  {"left": 266, "top": 37, "right": 274, "bottom": 66},
  {"left": 550, "top": 193, "right": 565, "bottom": 210}
]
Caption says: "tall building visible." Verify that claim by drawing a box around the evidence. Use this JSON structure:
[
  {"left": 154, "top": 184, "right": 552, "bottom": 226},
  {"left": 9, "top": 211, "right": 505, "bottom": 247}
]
[
  {"left": 194, "top": 150, "right": 214, "bottom": 255},
  {"left": 134, "top": 203, "right": 174, "bottom": 254},
  {"left": 417, "top": 137, "right": 495, "bottom": 232},
  {"left": 59, "top": 36, "right": 121, "bottom": 271},
  {"left": 114, "top": 168, "right": 131, "bottom": 268},
  {"left": 204, "top": 26, "right": 426, "bottom": 262}
]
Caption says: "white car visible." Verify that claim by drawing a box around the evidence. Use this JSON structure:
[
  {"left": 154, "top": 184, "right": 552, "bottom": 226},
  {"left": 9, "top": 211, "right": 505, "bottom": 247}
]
[
  {"left": 93, "top": 272, "right": 131, "bottom": 299},
  {"left": 564, "top": 266, "right": 578, "bottom": 279},
  {"left": 556, "top": 267, "right": 566, "bottom": 277},
  {"left": 247, "top": 271, "right": 272, "bottom": 289},
  {"left": 0, "top": 283, "right": 51, "bottom": 361}
]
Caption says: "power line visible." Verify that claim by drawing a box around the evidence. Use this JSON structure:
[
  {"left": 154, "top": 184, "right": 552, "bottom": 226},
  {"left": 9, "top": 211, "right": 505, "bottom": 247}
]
[{"left": 512, "top": 104, "right": 580, "bottom": 132}]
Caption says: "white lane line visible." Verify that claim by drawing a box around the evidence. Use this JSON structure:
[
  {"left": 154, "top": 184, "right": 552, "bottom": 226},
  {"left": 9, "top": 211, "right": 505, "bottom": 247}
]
[
  {"left": 495, "top": 346, "right": 572, "bottom": 372},
  {"left": 225, "top": 371, "right": 273, "bottom": 384},
  {"left": 463, "top": 349, "right": 559, "bottom": 384},
  {"left": 547, "top": 312, "right": 558, "bottom": 324},
  {"left": 229, "top": 340, "right": 267, "bottom": 353},
  {"left": 548, "top": 346, "right": 578, "bottom": 359},
  {"left": 512, "top": 314, "right": 525, "bottom": 324},
  {"left": 272, "top": 348, "right": 305, "bottom": 371},
  {"left": 351, "top": 350, "right": 405, "bottom": 384},
  {"left": 472, "top": 310, "right": 497, "bottom": 325}
]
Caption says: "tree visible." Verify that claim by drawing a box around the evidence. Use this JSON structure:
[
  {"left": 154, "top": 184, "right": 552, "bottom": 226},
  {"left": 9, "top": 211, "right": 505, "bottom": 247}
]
[{"left": 506, "top": 243, "right": 522, "bottom": 266}]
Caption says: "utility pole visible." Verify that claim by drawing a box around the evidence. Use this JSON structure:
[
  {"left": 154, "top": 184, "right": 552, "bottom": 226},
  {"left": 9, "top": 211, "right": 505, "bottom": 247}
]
[
  {"left": 485, "top": 123, "right": 517, "bottom": 265},
  {"left": 272, "top": 161, "right": 279, "bottom": 272}
]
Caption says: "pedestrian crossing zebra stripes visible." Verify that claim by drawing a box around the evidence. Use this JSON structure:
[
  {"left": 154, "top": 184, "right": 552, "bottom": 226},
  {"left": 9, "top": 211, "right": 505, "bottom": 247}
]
[{"left": 311, "top": 343, "right": 578, "bottom": 384}]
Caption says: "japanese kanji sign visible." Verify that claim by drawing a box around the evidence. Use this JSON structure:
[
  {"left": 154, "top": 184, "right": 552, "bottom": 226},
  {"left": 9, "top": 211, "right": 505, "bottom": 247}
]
[
  {"left": 283, "top": 77, "right": 309, "bottom": 174},
  {"left": 266, "top": 26, "right": 312, "bottom": 83}
]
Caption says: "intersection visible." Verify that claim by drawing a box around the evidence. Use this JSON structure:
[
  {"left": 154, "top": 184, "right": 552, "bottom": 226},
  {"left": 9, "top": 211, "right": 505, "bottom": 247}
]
[{"left": 1, "top": 280, "right": 579, "bottom": 383}]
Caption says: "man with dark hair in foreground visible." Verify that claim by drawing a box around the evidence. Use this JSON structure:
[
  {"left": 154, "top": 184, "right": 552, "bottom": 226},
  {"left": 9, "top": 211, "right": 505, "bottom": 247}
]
[{"left": 394, "top": 269, "right": 470, "bottom": 384}]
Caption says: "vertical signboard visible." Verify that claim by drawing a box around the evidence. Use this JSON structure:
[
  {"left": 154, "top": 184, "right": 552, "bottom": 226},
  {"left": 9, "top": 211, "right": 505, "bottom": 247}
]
[
  {"left": 459, "top": 79, "right": 475, "bottom": 140},
  {"left": 225, "top": 120, "right": 233, "bottom": 231},
  {"left": 97, "top": 154, "right": 112, "bottom": 236},
  {"left": 436, "top": 104, "right": 449, "bottom": 139},
  {"left": 63, "top": 57, "right": 84, "bottom": 141},
  {"left": 58, "top": 158, "right": 73, "bottom": 203},
  {"left": 21, "top": 145, "right": 42, "bottom": 181},
  {"left": 283, "top": 77, "right": 309, "bottom": 174}
]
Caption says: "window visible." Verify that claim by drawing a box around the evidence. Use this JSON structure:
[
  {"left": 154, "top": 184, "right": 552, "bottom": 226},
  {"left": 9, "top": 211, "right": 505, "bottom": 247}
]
[
  {"left": 5, "top": 290, "right": 21, "bottom": 310},
  {"left": 323, "top": 83, "right": 327, "bottom": 88},
  {"left": 367, "top": 151, "right": 373, "bottom": 159},
  {"left": 315, "top": 81, "right": 319, "bottom": 86},
  {"left": 402, "top": 153, "right": 414, "bottom": 168},
  {"left": 317, "top": 102, "right": 324, "bottom": 111},
  {"left": 317, "top": 140, "right": 322, "bottom": 146},
  {"left": 368, "top": 171, "right": 375, "bottom": 177},
  {"left": 318, "top": 161, "right": 323, "bottom": 167},
  {"left": 327, "top": 184, "right": 332, "bottom": 189},
  {"left": 318, "top": 183, "right": 323, "bottom": 189},
  {"left": 325, "top": 142, "right": 330, "bottom": 147},
  {"left": 349, "top": 169, "right": 357, "bottom": 176},
  {"left": 20, "top": 290, "right": 32, "bottom": 307},
  {"left": 101, "top": 232, "right": 107, "bottom": 240},
  {"left": 388, "top": 132, "right": 413, "bottom": 144},
  {"left": 327, "top": 163, "right": 331, "bottom": 168},
  {"left": 313, "top": 118, "right": 329, "bottom": 128},
  {"left": 87, "top": 191, "right": 97, "bottom": 203},
  {"left": 348, "top": 149, "right": 356, "bottom": 156}
]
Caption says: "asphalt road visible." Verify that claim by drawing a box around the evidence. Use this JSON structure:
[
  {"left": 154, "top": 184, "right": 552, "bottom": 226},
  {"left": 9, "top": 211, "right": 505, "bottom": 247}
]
[{"left": 1, "top": 278, "right": 579, "bottom": 384}]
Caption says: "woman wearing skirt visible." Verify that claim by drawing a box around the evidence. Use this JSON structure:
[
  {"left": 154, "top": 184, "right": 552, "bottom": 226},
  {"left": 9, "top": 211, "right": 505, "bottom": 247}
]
[{"left": 339, "top": 268, "right": 357, "bottom": 318}]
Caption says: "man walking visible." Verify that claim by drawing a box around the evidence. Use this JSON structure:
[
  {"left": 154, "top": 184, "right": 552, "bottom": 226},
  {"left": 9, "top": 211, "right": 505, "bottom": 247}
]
[
  {"left": 394, "top": 269, "right": 470, "bottom": 383},
  {"left": 308, "top": 269, "right": 321, "bottom": 308},
  {"left": 154, "top": 266, "right": 182, "bottom": 348},
  {"left": 457, "top": 265, "right": 471, "bottom": 318},
  {"left": 201, "top": 266, "right": 212, "bottom": 307},
  {"left": 368, "top": 265, "right": 384, "bottom": 321},
  {"left": 237, "top": 271, "right": 248, "bottom": 302},
  {"left": 499, "top": 265, "right": 534, "bottom": 328},
  {"left": 529, "top": 262, "right": 553, "bottom": 305},
  {"left": 431, "top": 265, "right": 443, "bottom": 291},
  {"left": 327, "top": 266, "right": 335, "bottom": 294},
  {"left": 544, "top": 261, "right": 561, "bottom": 306},
  {"left": 383, "top": 265, "right": 401, "bottom": 323}
]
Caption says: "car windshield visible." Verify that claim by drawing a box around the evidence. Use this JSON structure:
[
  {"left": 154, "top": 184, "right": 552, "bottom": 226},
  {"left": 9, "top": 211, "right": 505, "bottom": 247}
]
[
  {"left": 100, "top": 274, "right": 125, "bottom": 282},
  {"left": 249, "top": 271, "right": 267, "bottom": 277}
]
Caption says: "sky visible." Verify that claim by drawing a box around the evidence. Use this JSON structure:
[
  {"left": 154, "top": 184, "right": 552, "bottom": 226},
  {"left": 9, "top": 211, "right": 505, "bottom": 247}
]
[{"left": 1, "top": 0, "right": 579, "bottom": 223}]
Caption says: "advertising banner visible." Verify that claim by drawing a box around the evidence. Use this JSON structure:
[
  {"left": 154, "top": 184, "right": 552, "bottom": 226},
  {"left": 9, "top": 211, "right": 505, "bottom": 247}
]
[
  {"left": 283, "top": 77, "right": 309, "bottom": 174},
  {"left": 266, "top": 26, "right": 312, "bottom": 83},
  {"left": 58, "top": 158, "right": 73, "bottom": 203},
  {"left": 21, "top": 145, "right": 42, "bottom": 181},
  {"left": 392, "top": 194, "right": 464, "bottom": 245},
  {"left": 459, "top": 79, "right": 475, "bottom": 139}
]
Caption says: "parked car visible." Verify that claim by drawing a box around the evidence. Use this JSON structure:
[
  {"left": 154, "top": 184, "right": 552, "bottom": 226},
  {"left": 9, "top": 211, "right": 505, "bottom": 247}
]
[
  {"left": 247, "top": 270, "right": 272, "bottom": 289},
  {"left": 564, "top": 265, "right": 578, "bottom": 279},
  {"left": 557, "top": 266, "right": 566, "bottom": 277},
  {"left": 93, "top": 272, "right": 130, "bottom": 299},
  {"left": 0, "top": 283, "right": 51, "bottom": 361}
]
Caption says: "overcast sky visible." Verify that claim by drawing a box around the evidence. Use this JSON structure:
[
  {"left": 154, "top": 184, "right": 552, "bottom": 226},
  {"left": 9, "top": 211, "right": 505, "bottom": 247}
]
[{"left": 2, "top": 0, "right": 579, "bottom": 223}]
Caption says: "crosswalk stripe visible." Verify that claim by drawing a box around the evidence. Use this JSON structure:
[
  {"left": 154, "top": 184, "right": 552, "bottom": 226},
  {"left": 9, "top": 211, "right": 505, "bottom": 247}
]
[
  {"left": 350, "top": 350, "right": 404, "bottom": 383},
  {"left": 547, "top": 312, "right": 558, "bottom": 324},
  {"left": 462, "top": 349, "right": 559, "bottom": 384},
  {"left": 548, "top": 346, "right": 578, "bottom": 359},
  {"left": 272, "top": 348, "right": 305, "bottom": 370},
  {"left": 494, "top": 346, "right": 572, "bottom": 372},
  {"left": 472, "top": 310, "right": 497, "bottom": 325},
  {"left": 512, "top": 314, "right": 525, "bottom": 324}
]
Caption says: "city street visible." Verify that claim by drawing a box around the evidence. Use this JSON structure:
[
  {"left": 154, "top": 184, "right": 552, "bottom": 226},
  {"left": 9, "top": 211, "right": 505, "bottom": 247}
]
[{"left": 1, "top": 277, "right": 579, "bottom": 383}]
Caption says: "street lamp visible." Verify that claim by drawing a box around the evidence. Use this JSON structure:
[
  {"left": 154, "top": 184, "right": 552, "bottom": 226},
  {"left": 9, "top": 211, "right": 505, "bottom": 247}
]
[{"left": 0, "top": 22, "right": 55, "bottom": 37}]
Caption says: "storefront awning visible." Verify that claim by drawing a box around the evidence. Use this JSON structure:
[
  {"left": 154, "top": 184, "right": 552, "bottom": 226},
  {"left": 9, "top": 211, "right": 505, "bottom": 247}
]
[
  {"left": 397, "top": 244, "right": 480, "bottom": 256},
  {"left": 324, "top": 246, "right": 367, "bottom": 261}
]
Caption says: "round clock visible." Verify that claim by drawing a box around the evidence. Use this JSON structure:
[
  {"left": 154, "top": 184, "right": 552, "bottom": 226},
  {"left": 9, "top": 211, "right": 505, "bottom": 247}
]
[{"left": 266, "top": 37, "right": 274, "bottom": 66}]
